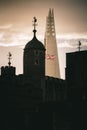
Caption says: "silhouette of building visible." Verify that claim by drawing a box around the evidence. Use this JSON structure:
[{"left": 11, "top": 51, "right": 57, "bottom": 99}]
[
  {"left": 0, "top": 12, "right": 87, "bottom": 130},
  {"left": 0, "top": 17, "right": 65, "bottom": 130},
  {"left": 1, "top": 52, "right": 16, "bottom": 77},
  {"left": 23, "top": 17, "right": 45, "bottom": 79},
  {"left": 44, "top": 8, "right": 60, "bottom": 78},
  {"left": 66, "top": 50, "right": 87, "bottom": 101},
  {"left": 65, "top": 50, "right": 87, "bottom": 130}
]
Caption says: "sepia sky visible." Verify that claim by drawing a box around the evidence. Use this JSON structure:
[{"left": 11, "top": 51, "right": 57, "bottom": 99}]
[
  {"left": 0, "top": 0, "right": 87, "bottom": 78},
  {"left": 0, "top": 0, "right": 87, "bottom": 40}
]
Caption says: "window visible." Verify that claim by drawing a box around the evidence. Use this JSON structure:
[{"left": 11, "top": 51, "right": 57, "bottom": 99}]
[
  {"left": 34, "top": 50, "right": 39, "bottom": 56},
  {"left": 35, "top": 59, "right": 39, "bottom": 65}
]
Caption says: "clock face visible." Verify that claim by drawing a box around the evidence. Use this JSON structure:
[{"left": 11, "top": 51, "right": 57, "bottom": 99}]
[{"left": 46, "top": 54, "right": 56, "bottom": 60}]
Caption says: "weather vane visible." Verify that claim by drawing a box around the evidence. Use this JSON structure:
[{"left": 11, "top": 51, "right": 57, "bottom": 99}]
[
  {"left": 78, "top": 41, "right": 81, "bottom": 51},
  {"left": 8, "top": 52, "right": 12, "bottom": 67},
  {"left": 33, "top": 17, "right": 37, "bottom": 31}
]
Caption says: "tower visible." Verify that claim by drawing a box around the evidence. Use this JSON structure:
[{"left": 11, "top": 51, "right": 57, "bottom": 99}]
[
  {"left": 23, "top": 17, "right": 45, "bottom": 79},
  {"left": 66, "top": 50, "right": 87, "bottom": 101},
  {"left": 44, "top": 9, "right": 60, "bottom": 78},
  {"left": 1, "top": 52, "right": 16, "bottom": 76}
]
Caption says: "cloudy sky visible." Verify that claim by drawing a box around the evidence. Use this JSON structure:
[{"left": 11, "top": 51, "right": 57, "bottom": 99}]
[{"left": 0, "top": 0, "right": 87, "bottom": 78}]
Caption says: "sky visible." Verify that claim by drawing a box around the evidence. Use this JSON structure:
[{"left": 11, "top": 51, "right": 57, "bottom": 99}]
[{"left": 0, "top": 0, "right": 87, "bottom": 78}]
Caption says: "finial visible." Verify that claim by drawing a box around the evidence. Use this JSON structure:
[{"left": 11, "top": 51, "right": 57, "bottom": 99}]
[
  {"left": 49, "top": 8, "right": 51, "bottom": 17},
  {"left": 8, "top": 52, "right": 12, "bottom": 67},
  {"left": 78, "top": 41, "right": 81, "bottom": 51},
  {"left": 52, "top": 8, "right": 54, "bottom": 17},
  {"left": 33, "top": 17, "right": 37, "bottom": 37}
]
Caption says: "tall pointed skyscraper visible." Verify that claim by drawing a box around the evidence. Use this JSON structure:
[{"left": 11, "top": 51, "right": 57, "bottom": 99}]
[{"left": 44, "top": 9, "right": 60, "bottom": 78}]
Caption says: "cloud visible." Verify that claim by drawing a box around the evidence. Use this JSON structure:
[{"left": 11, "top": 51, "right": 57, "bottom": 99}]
[
  {"left": 56, "top": 33, "right": 87, "bottom": 48},
  {"left": 0, "top": 26, "right": 30, "bottom": 47},
  {"left": 57, "top": 39, "right": 87, "bottom": 48},
  {"left": 0, "top": 32, "right": 4, "bottom": 39},
  {"left": 0, "top": 24, "right": 87, "bottom": 49},
  {"left": 0, "top": 24, "right": 13, "bottom": 29},
  {"left": 56, "top": 33, "right": 87, "bottom": 39},
  {"left": 58, "top": 41, "right": 74, "bottom": 48}
]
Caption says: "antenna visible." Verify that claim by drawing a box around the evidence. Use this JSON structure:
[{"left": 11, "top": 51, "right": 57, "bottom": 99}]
[{"left": 8, "top": 52, "right": 12, "bottom": 67}]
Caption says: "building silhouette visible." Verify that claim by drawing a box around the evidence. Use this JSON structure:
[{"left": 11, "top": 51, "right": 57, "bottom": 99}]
[
  {"left": 23, "top": 17, "right": 45, "bottom": 79},
  {"left": 0, "top": 16, "right": 65, "bottom": 130},
  {"left": 44, "top": 9, "right": 60, "bottom": 78},
  {"left": 65, "top": 50, "right": 87, "bottom": 130},
  {"left": 0, "top": 11, "right": 87, "bottom": 130},
  {"left": 66, "top": 50, "right": 87, "bottom": 101}
]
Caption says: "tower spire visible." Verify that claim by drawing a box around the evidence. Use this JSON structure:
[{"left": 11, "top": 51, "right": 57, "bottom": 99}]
[
  {"left": 33, "top": 17, "right": 37, "bottom": 37},
  {"left": 46, "top": 8, "right": 55, "bottom": 37},
  {"left": 48, "top": 8, "right": 51, "bottom": 17},
  {"left": 52, "top": 8, "right": 54, "bottom": 17},
  {"left": 44, "top": 9, "right": 60, "bottom": 78}
]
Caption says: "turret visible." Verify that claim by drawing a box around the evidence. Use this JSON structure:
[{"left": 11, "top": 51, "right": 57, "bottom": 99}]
[
  {"left": 1, "top": 52, "right": 16, "bottom": 77},
  {"left": 23, "top": 17, "right": 45, "bottom": 79}
]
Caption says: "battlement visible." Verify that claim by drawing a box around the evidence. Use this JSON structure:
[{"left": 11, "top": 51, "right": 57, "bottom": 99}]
[{"left": 1, "top": 66, "right": 16, "bottom": 76}]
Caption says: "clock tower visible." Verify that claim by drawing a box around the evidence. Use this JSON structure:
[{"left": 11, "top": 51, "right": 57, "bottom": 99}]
[{"left": 44, "top": 9, "right": 60, "bottom": 78}]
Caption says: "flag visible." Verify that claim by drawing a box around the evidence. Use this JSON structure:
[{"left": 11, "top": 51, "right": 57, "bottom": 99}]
[{"left": 46, "top": 54, "right": 56, "bottom": 60}]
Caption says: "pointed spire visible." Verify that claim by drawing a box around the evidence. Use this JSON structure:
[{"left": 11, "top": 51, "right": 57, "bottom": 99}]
[
  {"left": 52, "top": 9, "right": 54, "bottom": 17},
  {"left": 44, "top": 9, "right": 60, "bottom": 78},
  {"left": 48, "top": 8, "right": 51, "bottom": 17},
  {"left": 46, "top": 8, "right": 55, "bottom": 36},
  {"left": 33, "top": 17, "right": 37, "bottom": 37}
]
